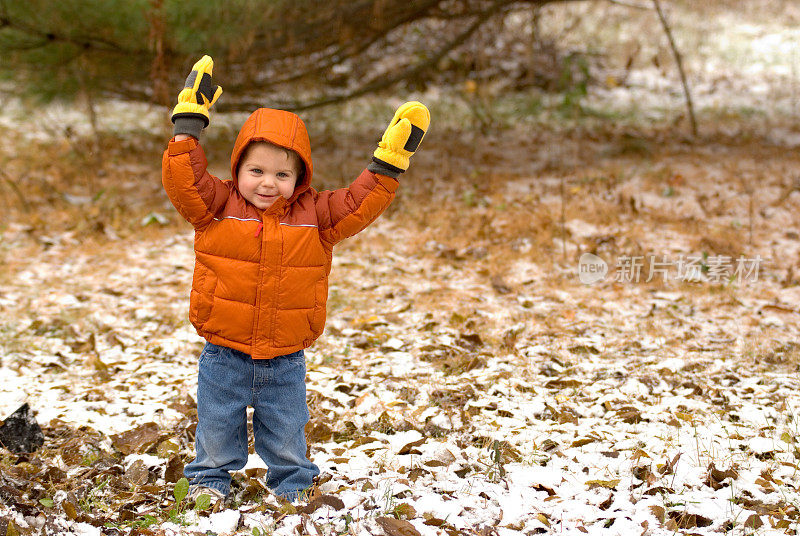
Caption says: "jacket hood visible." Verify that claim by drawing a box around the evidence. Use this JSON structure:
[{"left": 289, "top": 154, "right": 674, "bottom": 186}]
[{"left": 230, "top": 108, "right": 313, "bottom": 203}]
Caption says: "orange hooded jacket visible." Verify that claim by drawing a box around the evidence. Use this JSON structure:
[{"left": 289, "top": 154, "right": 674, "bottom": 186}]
[{"left": 162, "top": 108, "right": 399, "bottom": 359}]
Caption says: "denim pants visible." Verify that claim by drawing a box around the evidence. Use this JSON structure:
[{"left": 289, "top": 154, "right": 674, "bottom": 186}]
[{"left": 184, "top": 343, "right": 319, "bottom": 499}]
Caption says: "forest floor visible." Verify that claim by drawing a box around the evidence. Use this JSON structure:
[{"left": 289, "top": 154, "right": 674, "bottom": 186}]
[{"left": 3, "top": 1, "right": 800, "bottom": 535}]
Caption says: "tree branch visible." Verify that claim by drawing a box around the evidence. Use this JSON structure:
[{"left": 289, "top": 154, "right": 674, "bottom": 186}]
[
  {"left": 0, "top": 15, "right": 133, "bottom": 54},
  {"left": 606, "top": 0, "right": 651, "bottom": 9},
  {"left": 652, "top": 0, "right": 697, "bottom": 136},
  {"left": 0, "top": 0, "right": 597, "bottom": 113},
  {"left": 229, "top": 0, "right": 511, "bottom": 112}
]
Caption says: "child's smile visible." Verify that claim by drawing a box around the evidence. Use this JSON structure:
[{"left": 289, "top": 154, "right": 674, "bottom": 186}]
[{"left": 237, "top": 143, "right": 301, "bottom": 209}]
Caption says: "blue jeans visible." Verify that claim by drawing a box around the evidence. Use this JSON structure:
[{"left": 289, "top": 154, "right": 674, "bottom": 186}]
[{"left": 184, "top": 343, "right": 319, "bottom": 500}]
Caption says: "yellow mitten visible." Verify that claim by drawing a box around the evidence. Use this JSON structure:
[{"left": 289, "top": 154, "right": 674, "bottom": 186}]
[
  {"left": 371, "top": 101, "right": 430, "bottom": 176},
  {"left": 171, "top": 55, "right": 223, "bottom": 136}
]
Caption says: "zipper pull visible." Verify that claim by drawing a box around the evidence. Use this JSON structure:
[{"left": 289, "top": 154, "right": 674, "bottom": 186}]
[{"left": 254, "top": 223, "right": 263, "bottom": 237}]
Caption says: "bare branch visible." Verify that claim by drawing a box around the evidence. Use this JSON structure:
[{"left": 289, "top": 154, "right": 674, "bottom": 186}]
[
  {"left": 606, "top": 0, "right": 651, "bottom": 9},
  {"left": 652, "top": 0, "right": 698, "bottom": 137},
  {"left": 229, "top": 0, "right": 511, "bottom": 112},
  {"left": 0, "top": 169, "right": 30, "bottom": 212}
]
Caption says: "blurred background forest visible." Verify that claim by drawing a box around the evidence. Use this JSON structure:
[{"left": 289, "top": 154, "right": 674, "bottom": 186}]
[{"left": 0, "top": 0, "right": 799, "bottom": 274}]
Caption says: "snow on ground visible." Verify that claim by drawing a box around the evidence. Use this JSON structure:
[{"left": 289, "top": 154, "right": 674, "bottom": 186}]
[{"left": 1, "top": 202, "right": 799, "bottom": 535}]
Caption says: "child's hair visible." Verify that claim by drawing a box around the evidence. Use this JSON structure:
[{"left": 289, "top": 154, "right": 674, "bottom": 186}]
[{"left": 238, "top": 140, "right": 305, "bottom": 181}]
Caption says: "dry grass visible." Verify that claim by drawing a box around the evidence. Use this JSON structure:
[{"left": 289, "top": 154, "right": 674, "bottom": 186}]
[
  {"left": 2, "top": 0, "right": 800, "bottom": 293},
  {"left": 2, "top": 122, "right": 798, "bottom": 311}
]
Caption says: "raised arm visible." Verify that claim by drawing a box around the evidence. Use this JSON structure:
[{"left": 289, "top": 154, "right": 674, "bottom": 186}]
[
  {"left": 316, "top": 101, "right": 430, "bottom": 244},
  {"left": 161, "top": 55, "right": 229, "bottom": 229}
]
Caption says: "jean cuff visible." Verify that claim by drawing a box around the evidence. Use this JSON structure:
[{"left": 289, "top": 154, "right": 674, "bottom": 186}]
[{"left": 191, "top": 480, "right": 230, "bottom": 496}]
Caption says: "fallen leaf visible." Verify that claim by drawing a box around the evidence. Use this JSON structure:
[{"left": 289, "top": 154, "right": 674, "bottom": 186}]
[
  {"left": 668, "top": 511, "right": 713, "bottom": 529},
  {"left": 616, "top": 406, "right": 643, "bottom": 424},
  {"left": 568, "top": 345, "right": 599, "bottom": 355},
  {"left": 585, "top": 479, "right": 620, "bottom": 490},
  {"left": 124, "top": 459, "right": 149, "bottom": 486},
  {"left": 544, "top": 378, "right": 582, "bottom": 389},
  {"left": 62, "top": 500, "right": 79, "bottom": 520},
  {"left": 744, "top": 514, "right": 763, "bottom": 529},
  {"left": 156, "top": 438, "right": 180, "bottom": 458},
  {"left": 540, "top": 439, "right": 559, "bottom": 452},
  {"left": 649, "top": 505, "right": 665, "bottom": 523},
  {"left": 393, "top": 503, "right": 417, "bottom": 520},
  {"left": 306, "top": 421, "right": 333, "bottom": 443},
  {"left": 164, "top": 454, "right": 184, "bottom": 483},
  {"left": 643, "top": 485, "right": 674, "bottom": 496},
  {"left": 85, "top": 354, "right": 111, "bottom": 381},
  {"left": 705, "top": 462, "right": 738, "bottom": 489},
  {"left": 299, "top": 495, "right": 345, "bottom": 514},
  {"left": 110, "top": 423, "right": 161, "bottom": 455},
  {"left": 377, "top": 517, "right": 421, "bottom": 536},
  {"left": 398, "top": 437, "right": 426, "bottom": 455},
  {"left": 352, "top": 436, "right": 380, "bottom": 448},
  {"left": 532, "top": 483, "right": 556, "bottom": 496},
  {"left": 490, "top": 275, "right": 512, "bottom": 294}
]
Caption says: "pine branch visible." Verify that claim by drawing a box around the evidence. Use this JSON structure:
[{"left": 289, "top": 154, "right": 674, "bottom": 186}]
[
  {"left": 0, "top": 14, "right": 134, "bottom": 54},
  {"left": 0, "top": 0, "right": 590, "bottom": 110}
]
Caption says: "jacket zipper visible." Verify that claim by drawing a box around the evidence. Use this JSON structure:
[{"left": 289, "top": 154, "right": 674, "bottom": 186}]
[
  {"left": 269, "top": 214, "right": 282, "bottom": 345},
  {"left": 252, "top": 218, "right": 267, "bottom": 355}
]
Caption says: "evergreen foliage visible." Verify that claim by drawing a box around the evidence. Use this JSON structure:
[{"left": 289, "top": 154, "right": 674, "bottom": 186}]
[{"left": 0, "top": 0, "right": 576, "bottom": 110}]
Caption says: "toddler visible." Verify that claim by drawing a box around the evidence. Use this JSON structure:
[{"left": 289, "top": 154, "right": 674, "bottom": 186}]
[{"left": 161, "top": 56, "right": 430, "bottom": 502}]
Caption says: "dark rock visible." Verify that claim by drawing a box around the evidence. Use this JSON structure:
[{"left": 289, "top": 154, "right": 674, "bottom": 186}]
[{"left": 0, "top": 403, "right": 45, "bottom": 454}]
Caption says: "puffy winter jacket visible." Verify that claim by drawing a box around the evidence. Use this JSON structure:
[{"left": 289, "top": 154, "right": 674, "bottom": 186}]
[{"left": 162, "top": 108, "right": 398, "bottom": 359}]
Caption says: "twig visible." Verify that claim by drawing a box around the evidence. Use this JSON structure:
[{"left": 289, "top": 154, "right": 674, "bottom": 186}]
[
  {"left": 772, "top": 176, "right": 800, "bottom": 206},
  {"left": 560, "top": 173, "right": 567, "bottom": 262},
  {"left": 652, "top": 0, "right": 698, "bottom": 137},
  {"left": 147, "top": 0, "right": 170, "bottom": 108},
  {"left": 607, "top": 0, "right": 651, "bottom": 9},
  {"left": 738, "top": 165, "right": 756, "bottom": 245},
  {"left": 0, "top": 169, "right": 31, "bottom": 212},
  {"left": 748, "top": 187, "right": 754, "bottom": 245}
]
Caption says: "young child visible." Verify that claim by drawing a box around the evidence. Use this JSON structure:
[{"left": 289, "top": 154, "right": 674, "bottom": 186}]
[{"left": 161, "top": 56, "right": 430, "bottom": 502}]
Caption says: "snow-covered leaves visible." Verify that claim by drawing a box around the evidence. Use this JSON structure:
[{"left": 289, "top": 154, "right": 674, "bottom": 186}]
[{"left": 1, "top": 193, "right": 800, "bottom": 535}]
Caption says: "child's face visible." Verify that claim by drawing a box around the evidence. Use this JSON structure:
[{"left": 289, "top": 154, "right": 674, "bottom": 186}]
[{"left": 237, "top": 143, "right": 301, "bottom": 209}]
